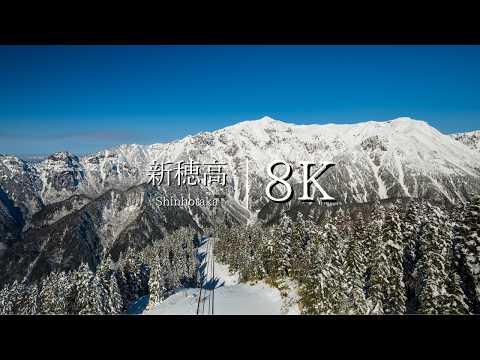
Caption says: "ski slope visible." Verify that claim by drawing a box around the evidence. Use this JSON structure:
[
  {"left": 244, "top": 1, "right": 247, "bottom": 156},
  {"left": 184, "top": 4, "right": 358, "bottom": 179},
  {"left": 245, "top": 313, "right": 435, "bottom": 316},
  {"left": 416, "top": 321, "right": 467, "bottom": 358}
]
[{"left": 143, "top": 237, "right": 300, "bottom": 315}]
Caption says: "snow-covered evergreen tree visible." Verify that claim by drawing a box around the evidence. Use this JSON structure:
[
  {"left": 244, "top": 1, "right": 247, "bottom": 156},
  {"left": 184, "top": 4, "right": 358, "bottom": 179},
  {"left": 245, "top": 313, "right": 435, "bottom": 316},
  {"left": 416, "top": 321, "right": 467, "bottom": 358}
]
[
  {"left": 345, "top": 235, "right": 368, "bottom": 314},
  {"left": 454, "top": 194, "right": 480, "bottom": 313},
  {"left": 72, "top": 263, "right": 102, "bottom": 315},
  {"left": 334, "top": 207, "right": 351, "bottom": 239},
  {"left": 39, "top": 274, "right": 57, "bottom": 314},
  {"left": 290, "top": 212, "right": 307, "bottom": 280},
  {"left": 322, "top": 223, "right": 349, "bottom": 313},
  {"left": 300, "top": 237, "right": 328, "bottom": 314},
  {"left": 262, "top": 225, "right": 277, "bottom": 278},
  {"left": 95, "top": 254, "right": 117, "bottom": 314},
  {"left": 277, "top": 212, "right": 293, "bottom": 277},
  {"left": 401, "top": 199, "right": 422, "bottom": 312},
  {"left": 416, "top": 204, "right": 463, "bottom": 314},
  {"left": 108, "top": 271, "right": 124, "bottom": 314},
  {"left": 382, "top": 208, "right": 407, "bottom": 314},
  {"left": 0, "top": 282, "right": 15, "bottom": 314},
  {"left": 147, "top": 254, "right": 166, "bottom": 309},
  {"left": 365, "top": 201, "right": 387, "bottom": 312},
  {"left": 25, "top": 283, "right": 40, "bottom": 315}
]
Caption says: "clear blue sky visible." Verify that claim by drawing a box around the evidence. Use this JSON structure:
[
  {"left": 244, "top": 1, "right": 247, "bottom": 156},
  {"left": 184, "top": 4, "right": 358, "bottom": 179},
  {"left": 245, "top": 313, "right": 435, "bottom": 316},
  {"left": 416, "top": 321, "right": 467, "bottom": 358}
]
[{"left": 1, "top": 45, "right": 479, "bottom": 156}]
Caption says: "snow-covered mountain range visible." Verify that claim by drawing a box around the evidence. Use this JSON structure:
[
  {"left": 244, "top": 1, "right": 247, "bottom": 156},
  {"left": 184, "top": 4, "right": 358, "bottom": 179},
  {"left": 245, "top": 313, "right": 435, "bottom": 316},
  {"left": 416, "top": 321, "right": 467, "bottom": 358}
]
[
  {"left": 1, "top": 116, "right": 479, "bottom": 286},
  {"left": 3, "top": 116, "right": 480, "bottom": 212}
]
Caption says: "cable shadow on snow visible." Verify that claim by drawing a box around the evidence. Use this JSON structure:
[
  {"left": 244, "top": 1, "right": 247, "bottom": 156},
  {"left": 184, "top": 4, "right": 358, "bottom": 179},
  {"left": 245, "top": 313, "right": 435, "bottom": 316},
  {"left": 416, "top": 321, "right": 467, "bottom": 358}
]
[{"left": 203, "top": 276, "right": 222, "bottom": 290}]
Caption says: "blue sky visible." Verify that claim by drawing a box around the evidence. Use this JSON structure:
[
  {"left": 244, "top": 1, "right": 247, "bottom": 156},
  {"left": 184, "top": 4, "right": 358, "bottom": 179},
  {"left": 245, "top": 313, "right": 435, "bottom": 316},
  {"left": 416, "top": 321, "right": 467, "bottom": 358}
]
[{"left": 1, "top": 45, "right": 479, "bottom": 156}]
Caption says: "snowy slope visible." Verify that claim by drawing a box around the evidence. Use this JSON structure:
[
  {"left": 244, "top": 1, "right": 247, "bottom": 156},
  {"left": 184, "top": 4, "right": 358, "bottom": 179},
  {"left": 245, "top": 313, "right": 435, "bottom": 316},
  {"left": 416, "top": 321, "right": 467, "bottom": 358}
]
[
  {"left": 144, "top": 237, "right": 299, "bottom": 315},
  {"left": 143, "top": 283, "right": 287, "bottom": 315}
]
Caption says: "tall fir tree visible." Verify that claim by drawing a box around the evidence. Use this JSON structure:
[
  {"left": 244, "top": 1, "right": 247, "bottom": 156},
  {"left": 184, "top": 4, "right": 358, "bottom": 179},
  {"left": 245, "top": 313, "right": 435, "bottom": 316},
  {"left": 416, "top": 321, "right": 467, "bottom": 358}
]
[
  {"left": 381, "top": 208, "right": 407, "bottom": 314},
  {"left": 402, "top": 199, "right": 422, "bottom": 312},
  {"left": 300, "top": 237, "right": 328, "bottom": 314},
  {"left": 290, "top": 212, "right": 307, "bottom": 280},
  {"left": 320, "top": 223, "right": 349, "bottom": 314},
  {"left": 345, "top": 235, "right": 368, "bottom": 314},
  {"left": 365, "top": 200, "right": 386, "bottom": 312},
  {"left": 147, "top": 254, "right": 166, "bottom": 310},
  {"left": 453, "top": 194, "right": 480, "bottom": 313},
  {"left": 417, "top": 205, "right": 461, "bottom": 314},
  {"left": 277, "top": 212, "right": 293, "bottom": 277}
]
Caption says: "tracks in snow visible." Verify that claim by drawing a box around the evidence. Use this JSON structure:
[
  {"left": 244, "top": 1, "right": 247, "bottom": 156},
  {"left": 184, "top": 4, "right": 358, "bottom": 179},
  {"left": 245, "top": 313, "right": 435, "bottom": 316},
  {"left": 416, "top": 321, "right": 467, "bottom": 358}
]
[{"left": 196, "top": 237, "right": 216, "bottom": 315}]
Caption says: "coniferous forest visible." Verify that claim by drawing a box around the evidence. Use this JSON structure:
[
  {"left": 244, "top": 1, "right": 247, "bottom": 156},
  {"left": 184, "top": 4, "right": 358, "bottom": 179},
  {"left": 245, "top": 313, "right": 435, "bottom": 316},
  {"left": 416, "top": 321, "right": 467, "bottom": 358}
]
[
  {"left": 0, "top": 228, "right": 199, "bottom": 315},
  {"left": 0, "top": 196, "right": 479, "bottom": 315},
  {"left": 214, "top": 196, "right": 480, "bottom": 314}
]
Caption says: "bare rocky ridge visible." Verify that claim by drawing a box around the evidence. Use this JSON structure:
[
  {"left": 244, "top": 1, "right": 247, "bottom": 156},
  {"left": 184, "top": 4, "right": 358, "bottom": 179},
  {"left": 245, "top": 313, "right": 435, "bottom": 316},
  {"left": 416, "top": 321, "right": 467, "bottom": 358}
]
[{"left": 450, "top": 130, "right": 480, "bottom": 153}]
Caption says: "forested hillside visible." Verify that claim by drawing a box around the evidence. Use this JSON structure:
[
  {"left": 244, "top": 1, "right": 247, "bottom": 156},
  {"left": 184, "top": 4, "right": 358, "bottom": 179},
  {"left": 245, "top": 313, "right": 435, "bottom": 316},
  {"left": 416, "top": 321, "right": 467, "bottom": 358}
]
[{"left": 215, "top": 196, "right": 480, "bottom": 314}]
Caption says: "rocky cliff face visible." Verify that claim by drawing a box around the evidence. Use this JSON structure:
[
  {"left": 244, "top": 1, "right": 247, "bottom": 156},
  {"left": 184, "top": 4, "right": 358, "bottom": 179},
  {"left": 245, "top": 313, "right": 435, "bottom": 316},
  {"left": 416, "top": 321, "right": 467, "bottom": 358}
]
[{"left": 450, "top": 130, "right": 480, "bottom": 153}]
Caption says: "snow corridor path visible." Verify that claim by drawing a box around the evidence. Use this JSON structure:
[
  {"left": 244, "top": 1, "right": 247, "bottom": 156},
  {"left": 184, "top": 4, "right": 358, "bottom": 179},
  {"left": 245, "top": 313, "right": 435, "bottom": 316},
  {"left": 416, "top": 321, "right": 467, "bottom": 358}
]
[{"left": 143, "top": 236, "right": 299, "bottom": 315}]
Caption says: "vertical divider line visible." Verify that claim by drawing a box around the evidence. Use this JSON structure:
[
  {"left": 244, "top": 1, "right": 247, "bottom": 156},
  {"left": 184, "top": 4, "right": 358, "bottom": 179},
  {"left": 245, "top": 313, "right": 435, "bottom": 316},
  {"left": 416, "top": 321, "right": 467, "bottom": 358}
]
[
  {"left": 245, "top": 157, "right": 249, "bottom": 212},
  {"left": 212, "top": 238, "right": 215, "bottom": 315}
]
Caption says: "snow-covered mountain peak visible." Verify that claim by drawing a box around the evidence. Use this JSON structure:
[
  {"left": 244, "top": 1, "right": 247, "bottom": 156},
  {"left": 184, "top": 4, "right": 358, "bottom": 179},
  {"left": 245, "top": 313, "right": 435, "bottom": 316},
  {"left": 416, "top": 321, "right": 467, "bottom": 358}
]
[
  {"left": 258, "top": 115, "right": 276, "bottom": 123},
  {"left": 389, "top": 116, "right": 424, "bottom": 123},
  {"left": 45, "top": 151, "right": 80, "bottom": 164},
  {"left": 225, "top": 116, "right": 293, "bottom": 132},
  {"left": 383, "top": 116, "right": 430, "bottom": 129}
]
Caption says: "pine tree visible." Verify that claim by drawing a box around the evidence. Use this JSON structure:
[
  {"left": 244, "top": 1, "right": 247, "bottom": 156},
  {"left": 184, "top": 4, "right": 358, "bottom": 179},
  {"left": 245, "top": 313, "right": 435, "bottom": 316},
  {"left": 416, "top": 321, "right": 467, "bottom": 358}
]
[
  {"left": 95, "top": 255, "right": 114, "bottom": 314},
  {"left": 365, "top": 199, "right": 385, "bottom": 263},
  {"left": 115, "top": 267, "right": 129, "bottom": 311},
  {"left": 365, "top": 201, "right": 386, "bottom": 312},
  {"left": 290, "top": 212, "right": 307, "bottom": 280},
  {"left": 454, "top": 194, "right": 480, "bottom": 313},
  {"left": 345, "top": 235, "right": 368, "bottom": 314},
  {"left": 0, "top": 283, "right": 14, "bottom": 314},
  {"left": 10, "top": 280, "right": 32, "bottom": 315},
  {"left": 334, "top": 207, "right": 350, "bottom": 239},
  {"left": 277, "top": 212, "right": 293, "bottom": 277},
  {"left": 443, "top": 266, "right": 470, "bottom": 314},
  {"left": 300, "top": 237, "right": 329, "bottom": 314},
  {"left": 73, "top": 263, "right": 102, "bottom": 315},
  {"left": 322, "top": 223, "right": 349, "bottom": 314},
  {"left": 27, "top": 283, "right": 41, "bottom": 315},
  {"left": 108, "top": 271, "right": 124, "bottom": 314},
  {"left": 262, "top": 225, "right": 277, "bottom": 278},
  {"left": 417, "top": 205, "right": 457, "bottom": 314},
  {"left": 147, "top": 254, "right": 166, "bottom": 309},
  {"left": 402, "top": 199, "right": 421, "bottom": 313},
  {"left": 403, "top": 200, "right": 420, "bottom": 268},
  {"left": 39, "top": 274, "right": 57, "bottom": 314},
  {"left": 382, "top": 209, "right": 407, "bottom": 314},
  {"left": 1, "top": 281, "right": 19, "bottom": 314},
  {"left": 121, "top": 247, "right": 142, "bottom": 306},
  {"left": 86, "top": 274, "right": 105, "bottom": 315}
]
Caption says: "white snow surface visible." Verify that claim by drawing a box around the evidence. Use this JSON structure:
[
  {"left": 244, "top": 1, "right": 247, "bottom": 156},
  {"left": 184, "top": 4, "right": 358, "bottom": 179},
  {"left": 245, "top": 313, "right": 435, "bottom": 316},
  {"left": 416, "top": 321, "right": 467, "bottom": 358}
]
[{"left": 143, "top": 237, "right": 299, "bottom": 315}]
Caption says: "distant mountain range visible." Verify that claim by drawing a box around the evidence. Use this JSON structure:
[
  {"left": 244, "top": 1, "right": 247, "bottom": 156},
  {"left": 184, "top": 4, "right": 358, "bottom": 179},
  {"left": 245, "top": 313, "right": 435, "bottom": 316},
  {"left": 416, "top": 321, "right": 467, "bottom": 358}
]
[{"left": 1, "top": 116, "right": 480, "bottom": 286}]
